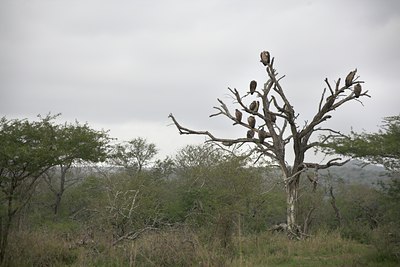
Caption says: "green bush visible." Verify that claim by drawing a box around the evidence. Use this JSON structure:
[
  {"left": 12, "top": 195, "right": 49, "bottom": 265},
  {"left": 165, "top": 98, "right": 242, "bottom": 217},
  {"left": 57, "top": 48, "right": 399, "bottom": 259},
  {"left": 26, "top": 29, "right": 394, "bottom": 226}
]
[{"left": 370, "top": 223, "right": 400, "bottom": 263}]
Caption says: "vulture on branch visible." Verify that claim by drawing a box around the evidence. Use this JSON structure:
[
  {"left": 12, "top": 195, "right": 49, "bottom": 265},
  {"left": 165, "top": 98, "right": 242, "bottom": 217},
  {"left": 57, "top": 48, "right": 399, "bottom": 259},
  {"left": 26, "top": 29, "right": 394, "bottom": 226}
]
[
  {"left": 249, "top": 101, "right": 260, "bottom": 113},
  {"left": 235, "top": 109, "right": 243, "bottom": 122},
  {"left": 271, "top": 113, "right": 277, "bottom": 123},
  {"left": 248, "top": 116, "right": 256, "bottom": 128},
  {"left": 354, "top": 83, "right": 362, "bottom": 98},
  {"left": 250, "top": 80, "right": 257, "bottom": 95},
  {"left": 345, "top": 69, "right": 357, "bottom": 87},
  {"left": 326, "top": 95, "right": 335, "bottom": 108},
  {"left": 247, "top": 129, "right": 255, "bottom": 139},
  {"left": 260, "top": 51, "right": 270, "bottom": 66},
  {"left": 258, "top": 127, "right": 269, "bottom": 143}
]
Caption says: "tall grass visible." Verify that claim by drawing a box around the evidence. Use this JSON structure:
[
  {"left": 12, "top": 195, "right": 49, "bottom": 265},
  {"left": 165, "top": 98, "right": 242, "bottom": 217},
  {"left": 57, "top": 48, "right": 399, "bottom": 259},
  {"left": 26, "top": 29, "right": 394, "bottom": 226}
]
[{"left": 5, "top": 227, "right": 399, "bottom": 266}]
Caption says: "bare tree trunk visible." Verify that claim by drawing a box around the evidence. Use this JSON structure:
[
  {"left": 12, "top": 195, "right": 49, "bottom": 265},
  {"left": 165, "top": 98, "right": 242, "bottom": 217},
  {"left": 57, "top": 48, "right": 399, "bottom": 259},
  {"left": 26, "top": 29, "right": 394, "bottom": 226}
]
[
  {"left": 53, "top": 164, "right": 69, "bottom": 217},
  {"left": 303, "top": 207, "right": 316, "bottom": 235},
  {"left": 286, "top": 177, "right": 300, "bottom": 238},
  {"left": 0, "top": 194, "right": 14, "bottom": 263},
  {"left": 54, "top": 193, "right": 62, "bottom": 216},
  {"left": 329, "top": 186, "right": 342, "bottom": 228},
  {"left": 0, "top": 217, "right": 11, "bottom": 264}
]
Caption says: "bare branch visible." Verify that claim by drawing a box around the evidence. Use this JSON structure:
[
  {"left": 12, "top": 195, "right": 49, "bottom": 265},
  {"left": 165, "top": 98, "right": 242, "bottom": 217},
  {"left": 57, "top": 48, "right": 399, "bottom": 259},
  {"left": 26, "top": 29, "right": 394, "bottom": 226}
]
[
  {"left": 112, "top": 227, "right": 157, "bottom": 246},
  {"left": 324, "top": 78, "right": 334, "bottom": 95},
  {"left": 168, "top": 113, "right": 274, "bottom": 150},
  {"left": 318, "top": 88, "right": 327, "bottom": 112},
  {"left": 303, "top": 158, "right": 350, "bottom": 170}
]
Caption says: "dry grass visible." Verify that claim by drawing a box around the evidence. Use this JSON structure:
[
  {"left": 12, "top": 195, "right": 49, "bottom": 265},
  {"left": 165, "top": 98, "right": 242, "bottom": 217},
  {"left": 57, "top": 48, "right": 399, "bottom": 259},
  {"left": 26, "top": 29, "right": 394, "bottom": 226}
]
[
  {"left": 5, "top": 230, "right": 77, "bottom": 267},
  {"left": 5, "top": 227, "right": 399, "bottom": 267}
]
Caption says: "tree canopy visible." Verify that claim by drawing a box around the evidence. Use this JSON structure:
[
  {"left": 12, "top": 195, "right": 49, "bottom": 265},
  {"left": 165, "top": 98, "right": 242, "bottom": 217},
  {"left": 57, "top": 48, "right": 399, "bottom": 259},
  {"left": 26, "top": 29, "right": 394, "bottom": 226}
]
[
  {"left": 0, "top": 114, "right": 111, "bottom": 262},
  {"left": 321, "top": 115, "right": 400, "bottom": 172}
]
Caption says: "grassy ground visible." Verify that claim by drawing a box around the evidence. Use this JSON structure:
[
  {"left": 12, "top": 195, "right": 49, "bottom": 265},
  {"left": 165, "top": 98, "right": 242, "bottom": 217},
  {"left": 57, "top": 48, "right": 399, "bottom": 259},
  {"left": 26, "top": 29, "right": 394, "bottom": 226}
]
[{"left": 5, "top": 227, "right": 399, "bottom": 266}]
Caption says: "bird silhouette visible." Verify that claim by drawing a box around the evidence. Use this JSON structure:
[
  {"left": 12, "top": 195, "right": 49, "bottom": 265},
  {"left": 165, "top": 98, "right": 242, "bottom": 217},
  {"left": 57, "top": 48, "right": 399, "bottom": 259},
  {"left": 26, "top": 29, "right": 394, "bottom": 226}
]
[
  {"left": 249, "top": 101, "right": 259, "bottom": 113},
  {"left": 235, "top": 109, "right": 242, "bottom": 122},
  {"left": 258, "top": 127, "right": 269, "bottom": 143},
  {"left": 270, "top": 113, "right": 277, "bottom": 123},
  {"left": 248, "top": 116, "right": 256, "bottom": 128},
  {"left": 250, "top": 80, "right": 257, "bottom": 95},
  {"left": 260, "top": 51, "right": 270, "bottom": 66},
  {"left": 354, "top": 83, "right": 362, "bottom": 98},
  {"left": 247, "top": 129, "right": 255, "bottom": 139},
  {"left": 345, "top": 69, "right": 357, "bottom": 87}
]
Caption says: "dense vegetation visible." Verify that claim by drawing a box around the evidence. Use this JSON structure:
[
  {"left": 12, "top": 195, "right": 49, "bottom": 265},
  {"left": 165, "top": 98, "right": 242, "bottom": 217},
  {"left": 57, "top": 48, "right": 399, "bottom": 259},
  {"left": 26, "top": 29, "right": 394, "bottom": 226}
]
[{"left": 1, "top": 115, "right": 399, "bottom": 266}]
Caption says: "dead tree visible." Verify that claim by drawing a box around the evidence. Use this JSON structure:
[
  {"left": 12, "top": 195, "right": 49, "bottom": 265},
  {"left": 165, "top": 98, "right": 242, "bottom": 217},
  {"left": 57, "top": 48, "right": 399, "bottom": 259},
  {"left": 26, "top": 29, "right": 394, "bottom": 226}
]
[{"left": 169, "top": 50, "right": 370, "bottom": 239}]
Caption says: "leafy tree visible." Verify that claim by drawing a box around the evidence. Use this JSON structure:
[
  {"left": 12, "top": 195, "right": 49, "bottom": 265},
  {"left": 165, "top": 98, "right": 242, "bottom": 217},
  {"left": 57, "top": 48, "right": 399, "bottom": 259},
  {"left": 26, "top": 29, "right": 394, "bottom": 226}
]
[
  {"left": 322, "top": 115, "right": 400, "bottom": 219},
  {"left": 152, "top": 156, "right": 175, "bottom": 180},
  {"left": 321, "top": 115, "right": 400, "bottom": 172},
  {"left": 111, "top": 137, "right": 158, "bottom": 174},
  {"left": 43, "top": 121, "right": 110, "bottom": 217},
  {"left": 0, "top": 115, "right": 60, "bottom": 262},
  {"left": 323, "top": 115, "right": 400, "bottom": 259},
  {"left": 169, "top": 50, "right": 369, "bottom": 238}
]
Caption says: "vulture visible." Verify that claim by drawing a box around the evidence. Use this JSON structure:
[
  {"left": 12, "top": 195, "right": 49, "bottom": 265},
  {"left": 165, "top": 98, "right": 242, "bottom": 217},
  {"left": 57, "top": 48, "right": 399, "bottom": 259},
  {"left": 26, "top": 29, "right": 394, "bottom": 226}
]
[
  {"left": 250, "top": 80, "right": 257, "bottom": 95},
  {"left": 270, "top": 113, "right": 277, "bottom": 123},
  {"left": 249, "top": 101, "right": 260, "bottom": 113},
  {"left": 345, "top": 69, "right": 357, "bottom": 87},
  {"left": 260, "top": 51, "right": 270, "bottom": 66},
  {"left": 248, "top": 116, "right": 256, "bottom": 128},
  {"left": 326, "top": 95, "right": 335, "bottom": 107},
  {"left": 247, "top": 129, "right": 255, "bottom": 139},
  {"left": 354, "top": 83, "right": 362, "bottom": 98},
  {"left": 235, "top": 109, "right": 242, "bottom": 122},
  {"left": 258, "top": 127, "right": 269, "bottom": 143}
]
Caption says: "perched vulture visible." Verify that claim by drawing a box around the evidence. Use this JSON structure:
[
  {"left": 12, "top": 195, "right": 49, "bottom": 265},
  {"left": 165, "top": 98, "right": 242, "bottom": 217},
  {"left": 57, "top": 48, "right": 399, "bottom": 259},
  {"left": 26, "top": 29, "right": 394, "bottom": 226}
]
[
  {"left": 270, "top": 113, "right": 277, "bottom": 123},
  {"left": 354, "top": 83, "right": 362, "bottom": 98},
  {"left": 258, "top": 127, "right": 269, "bottom": 143},
  {"left": 260, "top": 51, "right": 270, "bottom": 66},
  {"left": 326, "top": 95, "right": 335, "bottom": 107},
  {"left": 250, "top": 80, "right": 257, "bottom": 95},
  {"left": 249, "top": 101, "right": 259, "bottom": 113},
  {"left": 235, "top": 109, "right": 242, "bottom": 122},
  {"left": 247, "top": 129, "right": 255, "bottom": 139},
  {"left": 248, "top": 116, "right": 256, "bottom": 128},
  {"left": 345, "top": 69, "right": 357, "bottom": 87}
]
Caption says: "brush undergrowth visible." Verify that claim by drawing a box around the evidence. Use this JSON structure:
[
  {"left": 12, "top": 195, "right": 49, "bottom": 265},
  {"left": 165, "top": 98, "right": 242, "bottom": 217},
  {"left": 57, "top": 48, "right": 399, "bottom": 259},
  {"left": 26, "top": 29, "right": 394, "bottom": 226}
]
[{"left": 5, "top": 227, "right": 399, "bottom": 267}]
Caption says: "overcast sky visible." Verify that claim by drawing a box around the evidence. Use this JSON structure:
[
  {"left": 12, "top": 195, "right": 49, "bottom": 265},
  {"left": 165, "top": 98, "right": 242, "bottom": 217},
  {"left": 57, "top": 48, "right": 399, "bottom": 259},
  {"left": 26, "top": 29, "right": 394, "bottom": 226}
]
[{"left": 1, "top": 0, "right": 399, "bottom": 162}]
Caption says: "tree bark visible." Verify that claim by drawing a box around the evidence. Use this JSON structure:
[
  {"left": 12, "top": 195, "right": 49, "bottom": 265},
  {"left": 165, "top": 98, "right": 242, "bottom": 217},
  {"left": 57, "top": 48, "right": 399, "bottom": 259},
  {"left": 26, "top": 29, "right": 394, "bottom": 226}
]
[
  {"left": 53, "top": 164, "right": 69, "bottom": 217},
  {"left": 0, "top": 217, "right": 11, "bottom": 263},
  {"left": 286, "top": 177, "right": 300, "bottom": 238},
  {"left": 0, "top": 192, "right": 15, "bottom": 263},
  {"left": 329, "top": 186, "right": 342, "bottom": 228}
]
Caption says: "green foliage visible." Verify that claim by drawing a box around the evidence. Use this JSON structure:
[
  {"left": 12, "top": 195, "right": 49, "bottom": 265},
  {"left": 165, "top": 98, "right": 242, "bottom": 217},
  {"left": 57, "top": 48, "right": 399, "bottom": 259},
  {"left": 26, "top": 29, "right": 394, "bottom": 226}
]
[
  {"left": 2, "top": 114, "right": 400, "bottom": 266},
  {"left": 169, "top": 144, "right": 277, "bottom": 247},
  {"left": 54, "top": 120, "right": 110, "bottom": 164},
  {"left": 322, "top": 115, "right": 400, "bottom": 172},
  {"left": 0, "top": 115, "right": 60, "bottom": 191},
  {"left": 63, "top": 174, "right": 107, "bottom": 223},
  {"left": 0, "top": 114, "right": 64, "bottom": 261},
  {"left": 371, "top": 223, "right": 400, "bottom": 262},
  {"left": 110, "top": 137, "right": 157, "bottom": 174}
]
